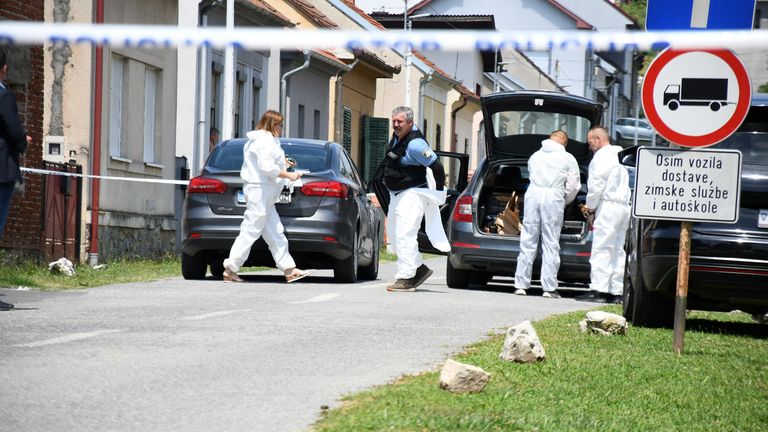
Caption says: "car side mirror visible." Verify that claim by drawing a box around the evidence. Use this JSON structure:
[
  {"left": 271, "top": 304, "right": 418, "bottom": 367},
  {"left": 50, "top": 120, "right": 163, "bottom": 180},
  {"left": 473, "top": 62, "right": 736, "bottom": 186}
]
[{"left": 619, "top": 145, "right": 640, "bottom": 167}]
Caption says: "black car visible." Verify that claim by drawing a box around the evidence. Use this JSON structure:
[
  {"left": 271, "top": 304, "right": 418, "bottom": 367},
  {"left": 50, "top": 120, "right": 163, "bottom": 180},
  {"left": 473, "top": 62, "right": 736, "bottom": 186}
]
[
  {"left": 621, "top": 93, "right": 768, "bottom": 327},
  {"left": 445, "top": 91, "right": 603, "bottom": 289},
  {"left": 181, "top": 138, "right": 383, "bottom": 283}
]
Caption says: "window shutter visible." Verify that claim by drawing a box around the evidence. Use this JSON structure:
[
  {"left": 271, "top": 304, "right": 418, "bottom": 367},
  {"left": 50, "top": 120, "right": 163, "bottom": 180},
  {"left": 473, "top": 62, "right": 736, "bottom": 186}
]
[
  {"left": 361, "top": 115, "right": 390, "bottom": 183},
  {"left": 143, "top": 68, "right": 157, "bottom": 163},
  {"left": 109, "top": 57, "right": 123, "bottom": 157},
  {"left": 342, "top": 107, "right": 352, "bottom": 153}
]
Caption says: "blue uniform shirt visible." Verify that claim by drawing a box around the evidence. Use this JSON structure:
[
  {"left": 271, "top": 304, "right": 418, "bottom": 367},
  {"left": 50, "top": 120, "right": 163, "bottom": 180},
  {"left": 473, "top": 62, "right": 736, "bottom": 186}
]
[{"left": 392, "top": 127, "right": 437, "bottom": 167}]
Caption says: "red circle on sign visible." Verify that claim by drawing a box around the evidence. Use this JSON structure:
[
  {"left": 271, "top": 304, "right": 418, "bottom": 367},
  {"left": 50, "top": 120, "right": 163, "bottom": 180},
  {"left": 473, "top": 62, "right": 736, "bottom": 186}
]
[{"left": 642, "top": 49, "right": 751, "bottom": 148}]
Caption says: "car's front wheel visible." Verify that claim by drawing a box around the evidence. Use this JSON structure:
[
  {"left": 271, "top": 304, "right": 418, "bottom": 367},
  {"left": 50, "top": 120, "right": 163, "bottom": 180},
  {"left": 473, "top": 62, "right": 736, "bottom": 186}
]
[
  {"left": 182, "top": 251, "right": 206, "bottom": 280},
  {"left": 334, "top": 231, "right": 359, "bottom": 283},
  {"left": 446, "top": 258, "right": 470, "bottom": 289},
  {"left": 358, "top": 236, "right": 379, "bottom": 281},
  {"left": 625, "top": 260, "right": 674, "bottom": 328}
]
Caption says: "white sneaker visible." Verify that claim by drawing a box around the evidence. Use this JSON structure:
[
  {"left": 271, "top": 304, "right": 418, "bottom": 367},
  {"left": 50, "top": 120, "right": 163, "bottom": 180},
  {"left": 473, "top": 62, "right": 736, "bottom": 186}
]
[
  {"left": 514, "top": 288, "right": 527, "bottom": 296},
  {"left": 542, "top": 291, "right": 562, "bottom": 299}
]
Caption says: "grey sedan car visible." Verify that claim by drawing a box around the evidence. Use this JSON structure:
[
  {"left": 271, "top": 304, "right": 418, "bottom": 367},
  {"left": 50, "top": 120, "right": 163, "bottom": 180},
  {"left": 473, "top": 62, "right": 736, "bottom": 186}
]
[{"left": 181, "top": 138, "right": 383, "bottom": 283}]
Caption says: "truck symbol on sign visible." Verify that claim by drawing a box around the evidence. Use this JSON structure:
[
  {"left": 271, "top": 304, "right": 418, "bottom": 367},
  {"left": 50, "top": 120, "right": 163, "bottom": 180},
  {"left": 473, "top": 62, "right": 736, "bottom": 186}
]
[{"left": 663, "top": 78, "right": 729, "bottom": 112}]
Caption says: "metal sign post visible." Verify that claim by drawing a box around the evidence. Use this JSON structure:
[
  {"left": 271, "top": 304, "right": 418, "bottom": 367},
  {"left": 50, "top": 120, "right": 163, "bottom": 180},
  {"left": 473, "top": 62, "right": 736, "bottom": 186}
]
[
  {"left": 673, "top": 221, "right": 692, "bottom": 354},
  {"left": 640, "top": 48, "right": 751, "bottom": 354}
]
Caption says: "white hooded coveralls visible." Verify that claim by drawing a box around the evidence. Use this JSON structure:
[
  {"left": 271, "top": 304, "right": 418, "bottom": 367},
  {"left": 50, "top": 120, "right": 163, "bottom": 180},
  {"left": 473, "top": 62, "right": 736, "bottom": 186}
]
[
  {"left": 586, "top": 144, "right": 631, "bottom": 296},
  {"left": 223, "top": 130, "right": 296, "bottom": 273},
  {"left": 514, "top": 139, "right": 581, "bottom": 292}
]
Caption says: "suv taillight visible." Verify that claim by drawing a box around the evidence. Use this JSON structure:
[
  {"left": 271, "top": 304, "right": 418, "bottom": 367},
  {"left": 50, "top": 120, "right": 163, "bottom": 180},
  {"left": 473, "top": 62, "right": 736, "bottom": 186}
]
[
  {"left": 301, "top": 181, "right": 349, "bottom": 198},
  {"left": 187, "top": 177, "right": 227, "bottom": 194},
  {"left": 453, "top": 195, "right": 473, "bottom": 223}
]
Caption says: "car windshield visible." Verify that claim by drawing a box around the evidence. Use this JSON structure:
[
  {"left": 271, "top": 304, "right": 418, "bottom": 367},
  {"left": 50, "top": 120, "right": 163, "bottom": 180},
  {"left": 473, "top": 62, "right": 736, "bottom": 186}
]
[
  {"left": 491, "top": 111, "right": 592, "bottom": 142},
  {"left": 207, "top": 141, "right": 332, "bottom": 172}
]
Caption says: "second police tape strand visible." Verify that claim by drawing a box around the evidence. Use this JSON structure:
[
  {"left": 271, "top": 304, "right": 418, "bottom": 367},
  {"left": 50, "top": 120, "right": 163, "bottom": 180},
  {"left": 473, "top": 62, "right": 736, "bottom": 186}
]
[{"left": 20, "top": 167, "right": 189, "bottom": 186}]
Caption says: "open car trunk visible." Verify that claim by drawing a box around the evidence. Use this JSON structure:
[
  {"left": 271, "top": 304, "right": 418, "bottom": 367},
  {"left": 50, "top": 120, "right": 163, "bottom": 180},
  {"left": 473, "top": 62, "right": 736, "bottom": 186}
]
[{"left": 475, "top": 162, "right": 590, "bottom": 240}]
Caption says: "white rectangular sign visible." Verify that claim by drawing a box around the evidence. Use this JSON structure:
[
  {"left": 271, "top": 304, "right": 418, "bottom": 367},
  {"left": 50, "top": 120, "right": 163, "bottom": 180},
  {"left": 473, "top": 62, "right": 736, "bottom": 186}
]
[{"left": 633, "top": 147, "right": 742, "bottom": 223}]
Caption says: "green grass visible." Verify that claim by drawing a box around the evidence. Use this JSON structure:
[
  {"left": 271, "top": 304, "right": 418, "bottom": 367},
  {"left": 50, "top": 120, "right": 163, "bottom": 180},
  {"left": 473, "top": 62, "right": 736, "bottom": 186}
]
[
  {"left": 0, "top": 256, "right": 183, "bottom": 290},
  {"left": 0, "top": 246, "right": 404, "bottom": 290},
  {"left": 314, "top": 307, "right": 768, "bottom": 432}
]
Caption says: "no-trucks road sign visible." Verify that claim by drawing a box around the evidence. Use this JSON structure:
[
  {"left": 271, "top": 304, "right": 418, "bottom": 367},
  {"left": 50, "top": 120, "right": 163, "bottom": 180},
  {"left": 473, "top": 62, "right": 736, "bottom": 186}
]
[{"left": 642, "top": 49, "right": 751, "bottom": 148}]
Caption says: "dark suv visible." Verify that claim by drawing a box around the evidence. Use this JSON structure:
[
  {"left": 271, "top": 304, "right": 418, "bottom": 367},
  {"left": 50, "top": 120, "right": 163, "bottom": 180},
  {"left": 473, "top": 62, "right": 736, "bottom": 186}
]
[
  {"left": 445, "top": 91, "right": 603, "bottom": 289},
  {"left": 621, "top": 93, "right": 768, "bottom": 327}
]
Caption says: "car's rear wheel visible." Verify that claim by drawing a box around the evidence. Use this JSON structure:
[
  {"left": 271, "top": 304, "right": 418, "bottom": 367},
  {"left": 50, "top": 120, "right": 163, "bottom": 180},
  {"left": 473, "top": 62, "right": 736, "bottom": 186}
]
[
  {"left": 469, "top": 271, "right": 492, "bottom": 288},
  {"left": 358, "top": 236, "right": 379, "bottom": 281},
  {"left": 446, "top": 258, "right": 470, "bottom": 289},
  {"left": 182, "top": 251, "right": 206, "bottom": 280},
  {"left": 334, "top": 230, "right": 359, "bottom": 283}
]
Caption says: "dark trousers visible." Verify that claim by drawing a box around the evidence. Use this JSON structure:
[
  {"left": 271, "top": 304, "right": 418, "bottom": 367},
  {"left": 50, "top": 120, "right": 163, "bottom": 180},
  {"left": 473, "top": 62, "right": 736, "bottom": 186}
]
[{"left": 0, "top": 181, "right": 15, "bottom": 238}]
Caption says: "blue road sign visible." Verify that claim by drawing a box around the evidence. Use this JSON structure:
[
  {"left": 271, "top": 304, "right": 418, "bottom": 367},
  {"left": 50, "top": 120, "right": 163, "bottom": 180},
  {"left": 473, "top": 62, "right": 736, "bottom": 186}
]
[{"left": 646, "top": 0, "right": 756, "bottom": 30}]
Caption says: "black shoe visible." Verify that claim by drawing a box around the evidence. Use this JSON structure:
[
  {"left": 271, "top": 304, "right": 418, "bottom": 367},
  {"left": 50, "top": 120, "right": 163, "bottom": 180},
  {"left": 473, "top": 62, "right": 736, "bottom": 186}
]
[
  {"left": 408, "top": 264, "right": 434, "bottom": 289},
  {"left": 575, "top": 291, "right": 610, "bottom": 303},
  {"left": 0, "top": 300, "right": 14, "bottom": 311},
  {"left": 387, "top": 279, "right": 416, "bottom": 292}
]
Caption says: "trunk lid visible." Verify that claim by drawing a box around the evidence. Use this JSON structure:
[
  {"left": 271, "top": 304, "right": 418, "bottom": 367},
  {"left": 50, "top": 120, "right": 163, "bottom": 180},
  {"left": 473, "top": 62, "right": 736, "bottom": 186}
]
[{"left": 480, "top": 91, "right": 603, "bottom": 164}]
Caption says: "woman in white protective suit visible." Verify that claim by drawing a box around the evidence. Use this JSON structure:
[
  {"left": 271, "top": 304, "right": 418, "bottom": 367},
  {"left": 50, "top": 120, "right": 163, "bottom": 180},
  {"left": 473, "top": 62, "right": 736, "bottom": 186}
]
[
  {"left": 575, "top": 126, "right": 631, "bottom": 304},
  {"left": 513, "top": 130, "right": 581, "bottom": 298},
  {"left": 222, "top": 110, "right": 310, "bottom": 283}
]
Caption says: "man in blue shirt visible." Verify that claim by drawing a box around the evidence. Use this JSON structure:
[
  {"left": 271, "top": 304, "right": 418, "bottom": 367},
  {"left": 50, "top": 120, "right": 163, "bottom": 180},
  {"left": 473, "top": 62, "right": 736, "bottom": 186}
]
[{"left": 383, "top": 106, "right": 446, "bottom": 292}]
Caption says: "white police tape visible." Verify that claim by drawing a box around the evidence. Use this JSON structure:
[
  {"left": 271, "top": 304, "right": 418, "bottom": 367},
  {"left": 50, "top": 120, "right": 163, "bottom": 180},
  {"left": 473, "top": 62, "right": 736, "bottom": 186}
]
[
  {"left": 21, "top": 167, "right": 189, "bottom": 186},
  {"left": 1, "top": 22, "right": 767, "bottom": 52}
]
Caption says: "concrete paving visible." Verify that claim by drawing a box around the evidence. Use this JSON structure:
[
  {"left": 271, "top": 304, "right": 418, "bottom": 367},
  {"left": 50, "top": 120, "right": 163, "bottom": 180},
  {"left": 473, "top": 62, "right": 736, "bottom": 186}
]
[{"left": 0, "top": 257, "right": 591, "bottom": 432}]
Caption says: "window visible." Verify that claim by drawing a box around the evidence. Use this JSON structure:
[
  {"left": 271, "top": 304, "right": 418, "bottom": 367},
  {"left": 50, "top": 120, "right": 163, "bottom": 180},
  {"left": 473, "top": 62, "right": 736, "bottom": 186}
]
[
  {"left": 491, "top": 110, "right": 592, "bottom": 143},
  {"left": 251, "top": 79, "right": 260, "bottom": 131},
  {"left": 435, "top": 124, "right": 442, "bottom": 151},
  {"left": 298, "top": 104, "right": 305, "bottom": 138},
  {"left": 210, "top": 70, "right": 221, "bottom": 131},
  {"left": 109, "top": 56, "right": 124, "bottom": 157},
  {"left": 313, "top": 109, "right": 321, "bottom": 140},
  {"left": 143, "top": 68, "right": 159, "bottom": 163}
]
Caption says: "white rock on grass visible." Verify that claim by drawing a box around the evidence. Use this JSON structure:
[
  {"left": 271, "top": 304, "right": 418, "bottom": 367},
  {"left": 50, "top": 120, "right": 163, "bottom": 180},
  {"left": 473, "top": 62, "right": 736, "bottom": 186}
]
[
  {"left": 48, "top": 257, "right": 75, "bottom": 277},
  {"left": 439, "top": 359, "right": 490, "bottom": 393},
  {"left": 578, "top": 310, "right": 628, "bottom": 335},
  {"left": 499, "top": 320, "right": 546, "bottom": 363}
]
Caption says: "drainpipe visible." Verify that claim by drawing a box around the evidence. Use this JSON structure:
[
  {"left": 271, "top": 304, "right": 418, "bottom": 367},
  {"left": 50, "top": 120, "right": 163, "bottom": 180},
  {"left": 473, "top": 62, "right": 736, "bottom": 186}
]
[
  {"left": 334, "top": 58, "right": 359, "bottom": 144},
  {"left": 196, "top": 1, "right": 221, "bottom": 174},
  {"left": 450, "top": 96, "right": 468, "bottom": 153},
  {"left": 417, "top": 70, "right": 434, "bottom": 131},
  {"left": 280, "top": 50, "right": 311, "bottom": 137},
  {"left": 88, "top": 0, "right": 104, "bottom": 266}
]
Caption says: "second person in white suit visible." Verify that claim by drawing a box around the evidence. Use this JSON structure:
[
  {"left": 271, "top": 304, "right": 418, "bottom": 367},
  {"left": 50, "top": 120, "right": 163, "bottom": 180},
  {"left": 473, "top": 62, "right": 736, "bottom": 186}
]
[{"left": 513, "top": 130, "right": 581, "bottom": 298}]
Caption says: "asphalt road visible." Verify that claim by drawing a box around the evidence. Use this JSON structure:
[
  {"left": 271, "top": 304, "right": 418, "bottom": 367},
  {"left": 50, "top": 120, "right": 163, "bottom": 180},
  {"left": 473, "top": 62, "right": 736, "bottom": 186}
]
[{"left": 0, "top": 257, "right": 591, "bottom": 432}]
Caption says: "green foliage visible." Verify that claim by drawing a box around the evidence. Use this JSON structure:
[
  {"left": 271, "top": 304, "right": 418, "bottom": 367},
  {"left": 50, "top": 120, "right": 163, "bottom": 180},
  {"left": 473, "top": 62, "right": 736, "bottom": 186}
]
[
  {"left": 619, "top": 0, "right": 648, "bottom": 29},
  {"left": 758, "top": 83, "right": 768, "bottom": 93},
  {"left": 314, "top": 307, "right": 768, "bottom": 431}
]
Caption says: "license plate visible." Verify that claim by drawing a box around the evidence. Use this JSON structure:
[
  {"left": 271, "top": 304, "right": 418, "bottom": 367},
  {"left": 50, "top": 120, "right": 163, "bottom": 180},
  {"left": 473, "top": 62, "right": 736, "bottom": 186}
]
[
  {"left": 759, "top": 209, "right": 768, "bottom": 228},
  {"left": 277, "top": 189, "right": 292, "bottom": 204},
  {"left": 236, "top": 190, "right": 246, "bottom": 205}
]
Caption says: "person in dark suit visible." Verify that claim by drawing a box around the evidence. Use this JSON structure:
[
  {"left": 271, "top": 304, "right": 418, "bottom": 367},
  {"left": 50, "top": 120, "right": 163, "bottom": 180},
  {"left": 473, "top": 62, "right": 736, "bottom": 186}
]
[{"left": 0, "top": 49, "right": 31, "bottom": 311}]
